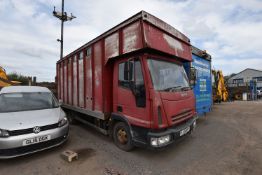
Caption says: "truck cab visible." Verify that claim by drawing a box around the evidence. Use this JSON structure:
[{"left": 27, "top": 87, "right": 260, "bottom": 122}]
[{"left": 112, "top": 53, "right": 196, "bottom": 149}]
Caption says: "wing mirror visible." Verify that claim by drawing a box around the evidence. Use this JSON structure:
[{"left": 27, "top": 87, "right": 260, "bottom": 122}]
[
  {"left": 58, "top": 99, "right": 63, "bottom": 106},
  {"left": 124, "top": 60, "right": 133, "bottom": 81},
  {"left": 190, "top": 67, "right": 197, "bottom": 87}
]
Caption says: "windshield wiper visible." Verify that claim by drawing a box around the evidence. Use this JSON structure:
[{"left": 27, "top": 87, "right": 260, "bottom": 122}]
[
  {"left": 181, "top": 87, "right": 191, "bottom": 91},
  {"left": 162, "top": 86, "right": 191, "bottom": 92},
  {"left": 162, "top": 86, "right": 182, "bottom": 92}
]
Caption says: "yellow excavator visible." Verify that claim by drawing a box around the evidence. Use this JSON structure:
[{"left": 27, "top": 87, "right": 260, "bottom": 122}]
[
  {"left": 212, "top": 70, "right": 228, "bottom": 102},
  {"left": 0, "top": 66, "right": 20, "bottom": 88}
]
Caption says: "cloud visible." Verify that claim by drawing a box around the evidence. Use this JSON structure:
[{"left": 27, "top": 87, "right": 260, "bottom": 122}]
[
  {"left": 0, "top": 0, "right": 262, "bottom": 82},
  {"left": 213, "top": 58, "right": 262, "bottom": 75},
  {"left": 10, "top": 0, "right": 38, "bottom": 17}
]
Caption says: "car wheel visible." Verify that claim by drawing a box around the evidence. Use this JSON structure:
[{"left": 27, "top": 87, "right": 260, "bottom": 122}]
[{"left": 113, "top": 122, "right": 134, "bottom": 151}]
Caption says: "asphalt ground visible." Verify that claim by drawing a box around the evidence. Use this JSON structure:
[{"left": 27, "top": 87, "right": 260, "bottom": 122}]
[{"left": 0, "top": 101, "right": 261, "bottom": 175}]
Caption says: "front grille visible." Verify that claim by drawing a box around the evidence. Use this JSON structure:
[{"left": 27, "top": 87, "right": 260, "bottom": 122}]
[
  {"left": 8, "top": 123, "right": 59, "bottom": 136},
  {"left": 171, "top": 110, "right": 193, "bottom": 125},
  {"left": 0, "top": 136, "right": 66, "bottom": 157}
]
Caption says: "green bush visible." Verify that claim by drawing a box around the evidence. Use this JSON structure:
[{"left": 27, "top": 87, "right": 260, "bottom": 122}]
[{"left": 7, "top": 72, "right": 29, "bottom": 85}]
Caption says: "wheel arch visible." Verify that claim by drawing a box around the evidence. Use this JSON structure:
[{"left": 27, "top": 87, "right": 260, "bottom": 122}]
[{"left": 109, "top": 113, "right": 133, "bottom": 138}]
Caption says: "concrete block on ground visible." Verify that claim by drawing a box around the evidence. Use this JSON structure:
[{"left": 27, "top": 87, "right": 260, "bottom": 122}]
[{"left": 61, "top": 150, "right": 78, "bottom": 162}]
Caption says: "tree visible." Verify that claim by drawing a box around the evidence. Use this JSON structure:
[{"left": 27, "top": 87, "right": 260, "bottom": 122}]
[
  {"left": 224, "top": 73, "right": 237, "bottom": 84},
  {"left": 7, "top": 72, "right": 29, "bottom": 85}
]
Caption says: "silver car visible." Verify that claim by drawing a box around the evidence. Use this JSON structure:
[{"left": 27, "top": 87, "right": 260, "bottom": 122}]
[{"left": 0, "top": 86, "right": 69, "bottom": 159}]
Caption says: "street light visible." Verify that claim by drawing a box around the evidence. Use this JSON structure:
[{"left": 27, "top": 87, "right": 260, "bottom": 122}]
[{"left": 53, "top": 0, "right": 76, "bottom": 60}]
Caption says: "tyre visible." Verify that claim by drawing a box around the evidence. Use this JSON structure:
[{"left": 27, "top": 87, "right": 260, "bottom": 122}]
[{"left": 113, "top": 122, "right": 134, "bottom": 151}]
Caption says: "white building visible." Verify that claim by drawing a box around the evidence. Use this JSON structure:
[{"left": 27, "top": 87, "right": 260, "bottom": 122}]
[{"left": 228, "top": 68, "right": 262, "bottom": 89}]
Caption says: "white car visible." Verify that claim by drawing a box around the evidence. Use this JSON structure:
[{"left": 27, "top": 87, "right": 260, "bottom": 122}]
[{"left": 0, "top": 86, "right": 69, "bottom": 159}]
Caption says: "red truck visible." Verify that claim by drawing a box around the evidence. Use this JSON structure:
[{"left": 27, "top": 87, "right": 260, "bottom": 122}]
[{"left": 57, "top": 11, "right": 197, "bottom": 151}]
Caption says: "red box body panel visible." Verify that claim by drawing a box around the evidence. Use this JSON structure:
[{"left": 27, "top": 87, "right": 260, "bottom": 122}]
[
  {"left": 57, "top": 11, "right": 192, "bottom": 119},
  {"left": 143, "top": 22, "right": 191, "bottom": 61}
]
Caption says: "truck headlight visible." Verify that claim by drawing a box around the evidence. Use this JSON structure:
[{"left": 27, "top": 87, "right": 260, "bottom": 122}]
[
  {"left": 193, "top": 120, "right": 197, "bottom": 130},
  {"left": 150, "top": 135, "right": 171, "bottom": 147},
  {"left": 58, "top": 117, "right": 68, "bottom": 127},
  {"left": 0, "top": 129, "right": 9, "bottom": 137}
]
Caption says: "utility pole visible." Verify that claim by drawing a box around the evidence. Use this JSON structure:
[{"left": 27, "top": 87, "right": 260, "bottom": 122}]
[{"left": 53, "top": 0, "right": 76, "bottom": 60}]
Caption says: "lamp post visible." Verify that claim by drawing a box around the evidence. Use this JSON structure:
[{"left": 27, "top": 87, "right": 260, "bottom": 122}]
[{"left": 53, "top": 0, "right": 76, "bottom": 60}]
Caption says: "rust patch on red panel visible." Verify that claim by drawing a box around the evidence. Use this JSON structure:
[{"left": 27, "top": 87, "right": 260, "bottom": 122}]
[
  {"left": 63, "top": 61, "right": 67, "bottom": 103},
  {"left": 85, "top": 48, "right": 93, "bottom": 110},
  {"left": 163, "top": 33, "right": 184, "bottom": 52},
  {"left": 79, "top": 51, "right": 85, "bottom": 108},
  {"left": 73, "top": 56, "right": 78, "bottom": 106},
  {"left": 83, "top": 50, "right": 87, "bottom": 108},
  {"left": 143, "top": 23, "right": 192, "bottom": 61},
  {"left": 67, "top": 58, "right": 72, "bottom": 105},
  {"left": 76, "top": 55, "right": 79, "bottom": 107},
  {"left": 105, "top": 32, "right": 119, "bottom": 63},
  {"left": 94, "top": 42, "right": 103, "bottom": 111},
  {"left": 123, "top": 21, "right": 143, "bottom": 54},
  {"left": 57, "top": 64, "right": 60, "bottom": 100},
  {"left": 60, "top": 63, "right": 64, "bottom": 101},
  {"left": 142, "top": 11, "right": 189, "bottom": 44}
]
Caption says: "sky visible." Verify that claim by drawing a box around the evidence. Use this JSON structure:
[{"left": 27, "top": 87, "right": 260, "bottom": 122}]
[{"left": 0, "top": 0, "right": 262, "bottom": 82}]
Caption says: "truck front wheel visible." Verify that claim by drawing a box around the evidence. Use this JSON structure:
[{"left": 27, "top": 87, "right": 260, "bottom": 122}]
[{"left": 113, "top": 122, "right": 134, "bottom": 151}]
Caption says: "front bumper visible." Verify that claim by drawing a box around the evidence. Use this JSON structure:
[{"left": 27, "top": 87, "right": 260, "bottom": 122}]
[
  {"left": 0, "top": 124, "right": 69, "bottom": 159},
  {"left": 132, "top": 117, "right": 197, "bottom": 149}
]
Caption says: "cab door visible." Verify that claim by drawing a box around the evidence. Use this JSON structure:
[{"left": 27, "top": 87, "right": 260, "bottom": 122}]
[{"left": 113, "top": 57, "right": 150, "bottom": 128}]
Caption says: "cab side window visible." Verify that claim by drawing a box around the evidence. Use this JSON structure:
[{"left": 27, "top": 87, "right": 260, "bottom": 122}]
[
  {"left": 133, "top": 60, "right": 146, "bottom": 107},
  {"left": 118, "top": 62, "right": 132, "bottom": 89},
  {"left": 118, "top": 59, "right": 146, "bottom": 107}
]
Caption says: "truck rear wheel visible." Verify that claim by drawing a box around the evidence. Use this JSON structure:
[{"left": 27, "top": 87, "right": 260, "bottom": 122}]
[{"left": 113, "top": 122, "right": 134, "bottom": 151}]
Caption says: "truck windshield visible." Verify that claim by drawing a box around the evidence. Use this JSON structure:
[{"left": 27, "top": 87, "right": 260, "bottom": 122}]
[
  {"left": 147, "top": 59, "right": 189, "bottom": 91},
  {"left": 0, "top": 92, "right": 59, "bottom": 113}
]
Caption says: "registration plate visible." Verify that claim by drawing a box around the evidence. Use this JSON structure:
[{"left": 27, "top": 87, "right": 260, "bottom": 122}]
[
  {"left": 22, "top": 135, "right": 51, "bottom": 146},
  {"left": 180, "top": 127, "right": 190, "bottom": 136}
]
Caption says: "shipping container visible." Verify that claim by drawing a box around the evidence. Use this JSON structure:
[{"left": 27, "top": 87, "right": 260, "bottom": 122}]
[{"left": 184, "top": 46, "right": 212, "bottom": 116}]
